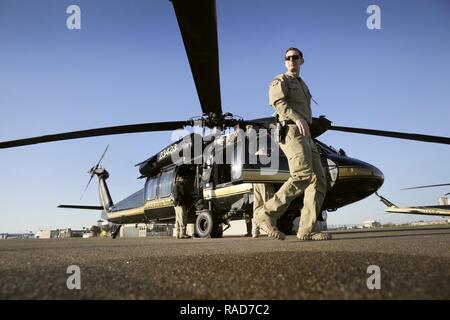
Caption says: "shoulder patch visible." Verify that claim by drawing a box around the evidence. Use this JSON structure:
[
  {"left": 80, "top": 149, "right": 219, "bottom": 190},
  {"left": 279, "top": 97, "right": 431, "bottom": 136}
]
[{"left": 271, "top": 79, "right": 280, "bottom": 86}]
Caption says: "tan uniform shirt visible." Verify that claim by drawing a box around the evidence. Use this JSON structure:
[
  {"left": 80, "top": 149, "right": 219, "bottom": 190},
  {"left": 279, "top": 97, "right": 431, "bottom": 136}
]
[{"left": 268, "top": 72, "right": 312, "bottom": 125}]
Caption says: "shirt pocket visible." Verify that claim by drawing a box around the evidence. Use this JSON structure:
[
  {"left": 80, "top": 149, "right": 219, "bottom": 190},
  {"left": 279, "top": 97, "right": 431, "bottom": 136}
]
[{"left": 287, "top": 83, "right": 300, "bottom": 92}]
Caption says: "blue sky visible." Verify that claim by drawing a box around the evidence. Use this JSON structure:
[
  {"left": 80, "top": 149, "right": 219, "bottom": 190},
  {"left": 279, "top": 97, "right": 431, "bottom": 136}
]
[{"left": 0, "top": 0, "right": 449, "bottom": 232}]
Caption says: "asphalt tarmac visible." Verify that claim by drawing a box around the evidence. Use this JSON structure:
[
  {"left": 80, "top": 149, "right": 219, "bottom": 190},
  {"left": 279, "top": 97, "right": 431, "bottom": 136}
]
[{"left": 1, "top": 227, "right": 449, "bottom": 300}]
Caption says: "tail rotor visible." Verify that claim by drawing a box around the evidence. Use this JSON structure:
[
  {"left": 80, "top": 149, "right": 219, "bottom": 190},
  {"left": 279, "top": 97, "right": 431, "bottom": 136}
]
[{"left": 80, "top": 144, "right": 110, "bottom": 200}]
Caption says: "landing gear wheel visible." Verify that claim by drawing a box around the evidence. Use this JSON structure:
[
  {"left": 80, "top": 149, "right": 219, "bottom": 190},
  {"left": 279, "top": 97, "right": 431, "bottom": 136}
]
[{"left": 195, "top": 210, "right": 222, "bottom": 238}]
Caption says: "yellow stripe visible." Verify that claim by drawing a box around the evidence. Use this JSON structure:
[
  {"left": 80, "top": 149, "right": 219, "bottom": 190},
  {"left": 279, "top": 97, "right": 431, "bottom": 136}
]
[
  {"left": 144, "top": 198, "right": 174, "bottom": 209},
  {"left": 107, "top": 207, "right": 145, "bottom": 219},
  {"left": 338, "top": 166, "right": 379, "bottom": 179},
  {"left": 107, "top": 198, "right": 174, "bottom": 219},
  {"left": 203, "top": 183, "right": 254, "bottom": 199}
]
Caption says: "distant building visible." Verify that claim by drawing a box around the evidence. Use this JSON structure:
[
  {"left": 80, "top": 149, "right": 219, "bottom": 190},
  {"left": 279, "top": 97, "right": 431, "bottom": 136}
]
[
  {"left": 58, "top": 228, "right": 84, "bottom": 238},
  {"left": 0, "top": 232, "right": 34, "bottom": 240},
  {"left": 363, "top": 220, "right": 381, "bottom": 228},
  {"left": 120, "top": 223, "right": 174, "bottom": 237},
  {"left": 58, "top": 229, "right": 71, "bottom": 238},
  {"left": 35, "top": 229, "right": 59, "bottom": 239},
  {"left": 35, "top": 228, "right": 84, "bottom": 239}
]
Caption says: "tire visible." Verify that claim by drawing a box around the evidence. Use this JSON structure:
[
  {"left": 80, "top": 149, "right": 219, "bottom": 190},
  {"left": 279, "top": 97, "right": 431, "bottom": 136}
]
[{"left": 195, "top": 210, "right": 222, "bottom": 238}]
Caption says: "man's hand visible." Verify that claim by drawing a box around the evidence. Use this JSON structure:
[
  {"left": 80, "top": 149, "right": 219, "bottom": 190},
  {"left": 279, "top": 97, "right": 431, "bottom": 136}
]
[{"left": 295, "top": 118, "right": 310, "bottom": 137}]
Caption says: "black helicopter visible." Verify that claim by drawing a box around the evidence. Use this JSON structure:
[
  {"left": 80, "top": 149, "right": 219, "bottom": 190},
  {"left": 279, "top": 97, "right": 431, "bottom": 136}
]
[
  {"left": 377, "top": 183, "right": 450, "bottom": 217},
  {"left": 1, "top": 0, "right": 449, "bottom": 238}
]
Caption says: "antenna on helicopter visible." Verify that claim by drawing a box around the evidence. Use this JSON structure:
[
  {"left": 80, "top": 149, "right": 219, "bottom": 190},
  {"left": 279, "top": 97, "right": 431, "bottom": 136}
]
[{"left": 80, "top": 144, "right": 110, "bottom": 200}]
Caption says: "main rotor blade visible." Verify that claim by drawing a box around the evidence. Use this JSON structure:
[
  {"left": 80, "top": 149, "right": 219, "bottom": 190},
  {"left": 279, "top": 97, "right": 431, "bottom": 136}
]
[
  {"left": 402, "top": 183, "right": 450, "bottom": 190},
  {"left": 0, "top": 121, "right": 191, "bottom": 149},
  {"left": 329, "top": 125, "right": 450, "bottom": 145},
  {"left": 171, "top": 0, "right": 222, "bottom": 115},
  {"left": 58, "top": 205, "right": 104, "bottom": 210}
]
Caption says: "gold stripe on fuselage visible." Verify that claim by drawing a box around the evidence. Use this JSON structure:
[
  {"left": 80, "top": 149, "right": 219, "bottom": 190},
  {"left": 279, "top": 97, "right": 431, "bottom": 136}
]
[
  {"left": 107, "top": 184, "right": 255, "bottom": 219},
  {"left": 245, "top": 166, "right": 381, "bottom": 180},
  {"left": 107, "top": 207, "right": 145, "bottom": 220},
  {"left": 203, "top": 183, "right": 254, "bottom": 199},
  {"left": 338, "top": 166, "right": 379, "bottom": 179},
  {"left": 145, "top": 197, "right": 173, "bottom": 209},
  {"left": 107, "top": 198, "right": 174, "bottom": 219},
  {"left": 244, "top": 165, "right": 381, "bottom": 181}
]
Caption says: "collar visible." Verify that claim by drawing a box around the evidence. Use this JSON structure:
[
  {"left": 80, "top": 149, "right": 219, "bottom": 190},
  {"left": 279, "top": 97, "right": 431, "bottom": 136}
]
[{"left": 285, "top": 71, "right": 300, "bottom": 79}]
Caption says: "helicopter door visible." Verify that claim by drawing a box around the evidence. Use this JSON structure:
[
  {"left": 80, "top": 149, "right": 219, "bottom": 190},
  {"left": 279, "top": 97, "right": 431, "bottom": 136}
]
[
  {"left": 144, "top": 175, "right": 166, "bottom": 221},
  {"left": 144, "top": 176, "right": 159, "bottom": 201},
  {"left": 153, "top": 168, "right": 177, "bottom": 221},
  {"left": 158, "top": 168, "right": 176, "bottom": 199}
]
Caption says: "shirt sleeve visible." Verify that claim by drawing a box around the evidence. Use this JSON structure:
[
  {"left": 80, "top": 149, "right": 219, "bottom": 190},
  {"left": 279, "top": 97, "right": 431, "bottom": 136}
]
[{"left": 268, "top": 76, "right": 303, "bottom": 122}]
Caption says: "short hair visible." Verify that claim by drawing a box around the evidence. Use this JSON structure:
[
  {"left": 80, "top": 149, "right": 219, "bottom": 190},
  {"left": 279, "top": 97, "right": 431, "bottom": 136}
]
[{"left": 285, "top": 47, "right": 303, "bottom": 59}]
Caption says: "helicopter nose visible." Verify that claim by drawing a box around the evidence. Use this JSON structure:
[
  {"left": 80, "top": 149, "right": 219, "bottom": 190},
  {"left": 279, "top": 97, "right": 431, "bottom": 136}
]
[
  {"left": 361, "top": 163, "right": 384, "bottom": 192},
  {"left": 337, "top": 162, "right": 384, "bottom": 192},
  {"left": 372, "top": 165, "right": 384, "bottom": 190}
]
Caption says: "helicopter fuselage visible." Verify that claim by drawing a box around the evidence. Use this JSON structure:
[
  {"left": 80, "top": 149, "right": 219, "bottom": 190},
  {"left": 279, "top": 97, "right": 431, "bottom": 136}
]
[{"left": 101, "top": 131, "right": 384, "bottom": 236}]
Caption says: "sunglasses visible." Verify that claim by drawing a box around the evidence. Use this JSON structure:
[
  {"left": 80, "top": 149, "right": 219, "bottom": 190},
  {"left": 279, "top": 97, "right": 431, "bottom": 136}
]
[{"left": 285, "top": 55, "right": 301, "bottom": 61}]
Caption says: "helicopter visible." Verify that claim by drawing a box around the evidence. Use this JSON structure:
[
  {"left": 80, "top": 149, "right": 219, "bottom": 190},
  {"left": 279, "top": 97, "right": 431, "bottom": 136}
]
[
  {"left": 376, "top": 183, "right": 450, "bottom": 217},
  {"left": 1, "top": 0, "right": 449, "bottom": 238}
]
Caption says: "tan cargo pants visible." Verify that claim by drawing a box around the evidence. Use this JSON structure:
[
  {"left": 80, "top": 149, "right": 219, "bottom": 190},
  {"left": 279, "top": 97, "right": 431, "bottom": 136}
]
[
  {"left": 253, "top": 183, "right": 276, "bottom": 223},
  {"left": 253, "top": 183, "right": 275, "bottom": 215},
  {"left": 262, "top": 124, "right": 327, "bottom": 235},
  {"left": 174, "top": 205, "right": 187, "bottom": 237}
]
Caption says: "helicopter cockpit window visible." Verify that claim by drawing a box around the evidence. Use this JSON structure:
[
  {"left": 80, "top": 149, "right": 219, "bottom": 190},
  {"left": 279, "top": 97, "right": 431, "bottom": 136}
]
[
  {"left": 158, "top": 169, "right": 176, "bottom": 198},
  {"left": 315, "top": 140, "right": 338, "bottom": 155},
  {"left": 145, "top": 176, "right": 159, "bottom": 201}
]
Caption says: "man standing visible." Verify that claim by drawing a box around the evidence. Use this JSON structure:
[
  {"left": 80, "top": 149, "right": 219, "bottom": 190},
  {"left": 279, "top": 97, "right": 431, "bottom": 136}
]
[
  {"left": 173, "top": 175, "right": 190, "bottom": 239},
  {"left": 253, "top": 47, "right": 331, "bottom": 241}
]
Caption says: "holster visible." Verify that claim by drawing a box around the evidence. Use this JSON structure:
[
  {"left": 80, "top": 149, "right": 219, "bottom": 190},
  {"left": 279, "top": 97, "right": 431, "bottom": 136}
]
[{"left": 275, "top": 119, "right": 288, "bottom": 144}]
